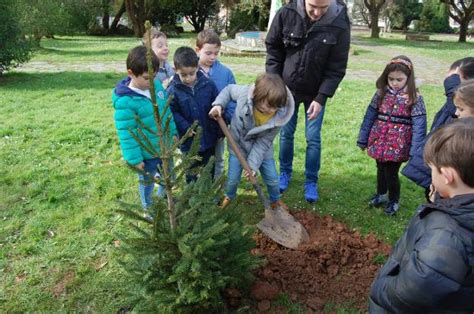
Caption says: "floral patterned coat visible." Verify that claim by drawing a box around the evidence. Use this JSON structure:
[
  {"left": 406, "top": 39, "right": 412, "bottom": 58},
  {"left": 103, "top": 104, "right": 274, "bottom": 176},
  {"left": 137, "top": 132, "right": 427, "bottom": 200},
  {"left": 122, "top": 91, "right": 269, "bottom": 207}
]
[{"left": 357, "top": 87, "right": 427, "bottom": 163}]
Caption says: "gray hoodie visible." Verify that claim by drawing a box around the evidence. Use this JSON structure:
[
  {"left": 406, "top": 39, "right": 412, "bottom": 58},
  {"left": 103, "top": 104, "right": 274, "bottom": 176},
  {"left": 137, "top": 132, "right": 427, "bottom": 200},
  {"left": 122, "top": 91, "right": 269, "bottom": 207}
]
[{"left": 212, "top": 84, "right": 294, "bottom": 171}]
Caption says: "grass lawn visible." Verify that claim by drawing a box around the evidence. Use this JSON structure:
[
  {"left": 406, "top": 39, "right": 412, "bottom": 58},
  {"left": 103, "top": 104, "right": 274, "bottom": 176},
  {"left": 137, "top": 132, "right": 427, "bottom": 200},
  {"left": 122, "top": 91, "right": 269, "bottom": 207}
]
[{"left": 0, "top": 32, "right": 470, "bottom": 312}]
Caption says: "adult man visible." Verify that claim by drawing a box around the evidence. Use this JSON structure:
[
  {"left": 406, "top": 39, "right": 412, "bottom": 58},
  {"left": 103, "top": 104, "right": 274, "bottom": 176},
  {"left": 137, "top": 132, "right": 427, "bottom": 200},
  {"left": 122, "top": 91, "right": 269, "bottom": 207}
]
[{"left": 265, "top": 0, "right": 351, "bottom": 202}]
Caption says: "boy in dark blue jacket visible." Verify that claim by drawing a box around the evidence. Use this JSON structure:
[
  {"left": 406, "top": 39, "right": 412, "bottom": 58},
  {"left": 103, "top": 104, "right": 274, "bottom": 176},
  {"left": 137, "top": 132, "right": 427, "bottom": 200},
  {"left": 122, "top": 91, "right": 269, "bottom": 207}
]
[
  {"left": 402, "top": 57, "right": 474, "bottom": 198},
  {"left": 370, "top": 118, "right": 474, "bottom": 313},
  {"left": 167, "top": 46, "right": 220, "bottom": 182}
]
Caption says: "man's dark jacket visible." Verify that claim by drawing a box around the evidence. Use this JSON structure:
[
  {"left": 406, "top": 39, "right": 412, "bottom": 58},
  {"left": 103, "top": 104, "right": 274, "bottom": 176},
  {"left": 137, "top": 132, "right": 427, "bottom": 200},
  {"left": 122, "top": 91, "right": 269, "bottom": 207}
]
[
  {"left": 265, "top": 0, "right": 350, "bottom": 105},
  {"left": 369, "top": 193, "right": 474, "bottom": 313},
  {"left": 401, "top": 74, "right": 461, "bottom": 189}
]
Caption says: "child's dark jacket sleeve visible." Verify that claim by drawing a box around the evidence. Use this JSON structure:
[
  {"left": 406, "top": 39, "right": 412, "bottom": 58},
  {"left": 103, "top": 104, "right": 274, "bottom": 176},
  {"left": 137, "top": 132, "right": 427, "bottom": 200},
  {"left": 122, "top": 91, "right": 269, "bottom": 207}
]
[
  {"left": 357, "top": 91, "right": 379, "bottom": 148},
  {"left": 409, "top": 95, "right": 427, "bottom": 157},
  {"left": 370, "top": 228, "right": 469, "bottom": 312},
  {"left": 167, "top": 85, "right": 192, "bottom": 136}
]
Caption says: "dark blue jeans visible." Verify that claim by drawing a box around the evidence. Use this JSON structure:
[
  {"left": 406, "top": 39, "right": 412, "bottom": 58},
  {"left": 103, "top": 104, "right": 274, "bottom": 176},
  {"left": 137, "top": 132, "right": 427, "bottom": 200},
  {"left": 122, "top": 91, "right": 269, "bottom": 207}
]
[
  {"left": 138, "top": 158, "right": 162, "bottom": 209},
  {"left": 279, "top": 98, "right": 326, "bottom": 184}
]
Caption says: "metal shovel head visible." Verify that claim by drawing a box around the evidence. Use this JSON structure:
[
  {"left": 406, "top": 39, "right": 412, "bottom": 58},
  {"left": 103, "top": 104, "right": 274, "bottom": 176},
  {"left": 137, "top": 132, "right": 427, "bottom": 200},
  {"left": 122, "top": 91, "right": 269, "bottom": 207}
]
[{"left": 257, "top": 206, "right": 310, "bottom": 249}]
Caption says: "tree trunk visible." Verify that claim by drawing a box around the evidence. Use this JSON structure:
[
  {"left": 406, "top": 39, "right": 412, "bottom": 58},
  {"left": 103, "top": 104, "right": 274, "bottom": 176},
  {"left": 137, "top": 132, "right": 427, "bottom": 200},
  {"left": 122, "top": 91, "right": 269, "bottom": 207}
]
[
  {"left": 458, "top": 20, "right": 468, "bottom": 42},
  {"left": 370, "top": 10, "right": 380, "bottom": 38},
  {"left": 125, "top": 0, "right": 146, "bottom": 37},
  {"left": 111, "top": 1, "right": 126, "bottom": 32}
]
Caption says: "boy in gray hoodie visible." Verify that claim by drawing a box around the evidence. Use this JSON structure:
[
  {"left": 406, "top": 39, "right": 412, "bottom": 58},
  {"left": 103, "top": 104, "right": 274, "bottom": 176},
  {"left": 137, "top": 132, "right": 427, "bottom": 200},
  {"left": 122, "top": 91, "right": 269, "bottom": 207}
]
[{"left": 209, "top": 73, "right": 294, "bottom": 209}]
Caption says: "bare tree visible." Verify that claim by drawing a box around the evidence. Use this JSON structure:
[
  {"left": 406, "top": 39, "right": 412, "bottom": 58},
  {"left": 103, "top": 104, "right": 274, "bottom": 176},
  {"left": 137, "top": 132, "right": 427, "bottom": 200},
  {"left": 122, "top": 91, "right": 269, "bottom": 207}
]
[
  {"left": 364, "top": 0, "right": 387, "bottom": 37},
  {"left": 443, "top": 0, "right": 473, "bottom": 42}
]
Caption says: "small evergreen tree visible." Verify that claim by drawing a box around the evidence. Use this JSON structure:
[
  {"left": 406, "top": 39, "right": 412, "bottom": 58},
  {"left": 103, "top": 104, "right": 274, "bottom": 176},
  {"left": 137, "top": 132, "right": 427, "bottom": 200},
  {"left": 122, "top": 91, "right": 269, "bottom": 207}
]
[
  {"left": 416, "top": 0, "right": 451, "bottom": 33},
  {"left": 116, "top": 21, "right": 260, "bottom": 312}
]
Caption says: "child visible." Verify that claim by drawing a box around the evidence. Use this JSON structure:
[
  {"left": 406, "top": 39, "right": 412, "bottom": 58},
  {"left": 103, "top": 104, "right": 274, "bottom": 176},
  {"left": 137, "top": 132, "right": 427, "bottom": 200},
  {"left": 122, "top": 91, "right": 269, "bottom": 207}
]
[
  {"left": 357, "top": 55, "right": 427, "bottom": 216},
  {"left": 195, "top": 29, "right": 237, "bottom": 179},
  {"left": 142, "top": 28, "right": 174, "bottom": 87},
  {"left": 208, "top": 73, "right": 294, "bottom": 209},
  {"left": 112, "top": 46, "right": 177, "bottom": 213},
  {"left": 454, "top": 79, "right": 474, "bottom": 118},
  {"left": 369, "top": 118, "right": 474, "bottom": 313},
  {"left": 167, "top": 46, "right": 220, "bottom": 182},
  {"left": 402, "top": 57, "right": 474, "bottom": 198}
]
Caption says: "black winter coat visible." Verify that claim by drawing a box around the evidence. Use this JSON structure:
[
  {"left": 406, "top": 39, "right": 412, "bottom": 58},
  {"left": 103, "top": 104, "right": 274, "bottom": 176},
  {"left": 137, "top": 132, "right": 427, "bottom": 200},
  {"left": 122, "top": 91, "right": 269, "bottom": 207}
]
[
  {"left": 265, "top": 0, "right": 350, "bottom": 104},
  {"left": 369, "top": 193, "right": 474, "bottom": 313}
]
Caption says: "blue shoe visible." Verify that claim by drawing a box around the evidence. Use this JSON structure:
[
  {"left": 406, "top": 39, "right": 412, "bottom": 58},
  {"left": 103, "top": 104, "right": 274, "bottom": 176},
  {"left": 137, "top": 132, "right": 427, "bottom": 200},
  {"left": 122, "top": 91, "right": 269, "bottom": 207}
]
[
  {"left": 384, "top": 201, "right": 399, "bottom": 216},
  {"left": 368, "top": 193, "right": 388, "bottom": 208},
  {"left": 304, "top": 182, "right": 319, "bottom": 203},
  {"left": 279, "top": 172, "right": 291, "bottom": 193}
]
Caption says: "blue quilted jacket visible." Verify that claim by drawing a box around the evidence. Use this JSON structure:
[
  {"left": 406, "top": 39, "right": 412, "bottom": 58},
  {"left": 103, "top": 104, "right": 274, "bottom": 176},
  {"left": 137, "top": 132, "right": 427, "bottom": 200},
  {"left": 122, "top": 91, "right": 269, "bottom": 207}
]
[{"left": 369, "top": 193, "right": 474, "bottom": 313}]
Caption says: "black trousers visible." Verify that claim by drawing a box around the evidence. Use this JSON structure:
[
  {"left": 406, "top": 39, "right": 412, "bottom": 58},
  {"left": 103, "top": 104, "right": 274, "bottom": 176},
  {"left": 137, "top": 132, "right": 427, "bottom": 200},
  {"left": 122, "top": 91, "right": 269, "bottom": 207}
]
[{"left": 376, "top": 161, "right": 402, "bottom": 202}]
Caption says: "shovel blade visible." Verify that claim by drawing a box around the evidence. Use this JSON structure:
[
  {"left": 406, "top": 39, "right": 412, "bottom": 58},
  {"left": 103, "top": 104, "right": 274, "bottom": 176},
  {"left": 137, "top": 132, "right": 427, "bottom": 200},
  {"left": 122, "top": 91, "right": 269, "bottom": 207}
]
[{"left": 256, "top": 207, "right": 309, "bottom": 249}]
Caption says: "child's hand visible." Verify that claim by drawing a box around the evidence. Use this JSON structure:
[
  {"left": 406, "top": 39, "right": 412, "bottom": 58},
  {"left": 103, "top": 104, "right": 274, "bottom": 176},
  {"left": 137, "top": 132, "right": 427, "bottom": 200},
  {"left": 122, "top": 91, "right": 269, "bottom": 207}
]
[
  {"left": 135, "top": 162, "right": 145, "bottom": 171},
  {"left": 244, "top": 169, "right": 256, "bottom": 181},
  {"left": 208, "top": 106, "right": 222, "bottom": 120},
  {"left": 162, "top": 78, "right": 170, "bottom": 89}
]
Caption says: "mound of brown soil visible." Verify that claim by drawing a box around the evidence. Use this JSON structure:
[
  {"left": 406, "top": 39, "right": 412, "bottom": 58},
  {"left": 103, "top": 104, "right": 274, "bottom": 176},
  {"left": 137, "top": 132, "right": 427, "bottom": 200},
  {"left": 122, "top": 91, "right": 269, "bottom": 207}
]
[{"left": 250, "top": 212, "right": 392, "bottom": 312}]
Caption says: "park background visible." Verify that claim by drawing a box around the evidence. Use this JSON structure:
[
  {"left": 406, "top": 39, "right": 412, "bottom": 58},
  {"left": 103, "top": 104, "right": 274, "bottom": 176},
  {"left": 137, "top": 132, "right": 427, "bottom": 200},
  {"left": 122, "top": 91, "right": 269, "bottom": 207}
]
[{"left": 1, "top": 0, "right": 473, "bottom": 312}]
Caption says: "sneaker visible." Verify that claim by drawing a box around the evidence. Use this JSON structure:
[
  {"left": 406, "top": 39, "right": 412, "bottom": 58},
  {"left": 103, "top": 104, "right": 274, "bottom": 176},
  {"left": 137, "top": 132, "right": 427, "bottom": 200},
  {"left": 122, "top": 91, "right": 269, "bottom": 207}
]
[
  {"left": 279, "top": 172, "right": 291, "bottom": 193},
  {"left": 304, "top": 182, "right": 319, "bottom": 203},
  {"left": 384, "top": 201, "right": 399, "bottom": 216},
  {"left": 142, "top": 212, "right": 154, "bottom": 221},
  {"left": 368, "top": 194, "right": 388, "bottom": 208},
  {"left": 220, "top": 196, "right": 231, "bottom": 209},
  {"left": 271, "top": 199, "right": 289, "bottom": 211}
]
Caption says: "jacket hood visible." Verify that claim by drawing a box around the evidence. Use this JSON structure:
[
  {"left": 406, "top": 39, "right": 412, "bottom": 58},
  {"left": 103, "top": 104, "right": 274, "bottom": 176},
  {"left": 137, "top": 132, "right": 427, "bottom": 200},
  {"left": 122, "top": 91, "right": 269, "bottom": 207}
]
[
  {"left": 243, "top": 84, "right": 295, "bottom": 136},
  {"left": 444, "top": 74, "right": 461, "bottom": 97},
  {"left": 113, "top": 77, "right": 146, "bottom": 98},
  {"left": 295, "top": 0, "right": 345, "bottom": 26},
  {"left": 422, "top": 193, "right": 474, "bottom": 231}
]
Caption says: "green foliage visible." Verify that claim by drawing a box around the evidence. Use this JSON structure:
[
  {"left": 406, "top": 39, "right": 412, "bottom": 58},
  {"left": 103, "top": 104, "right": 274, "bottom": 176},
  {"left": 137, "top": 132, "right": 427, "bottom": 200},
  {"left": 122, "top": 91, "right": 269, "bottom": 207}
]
[
  {"left": 16, "top": 0, "right": 103, "bottom": 41},
  {"left": 416, "top": 0, "right": 451, "bottom": 33},
  {"left": 0, "top": 0, "right": 32, "bottom": 74},
  {"left": 118, "top": 163, "right": 259, "bottom": 312},
  {"left": 386, "top": 0, "right": 422, "bottom": 30},
  {"left": 228, "top": 6, "right": 261, "bottom": 38}
]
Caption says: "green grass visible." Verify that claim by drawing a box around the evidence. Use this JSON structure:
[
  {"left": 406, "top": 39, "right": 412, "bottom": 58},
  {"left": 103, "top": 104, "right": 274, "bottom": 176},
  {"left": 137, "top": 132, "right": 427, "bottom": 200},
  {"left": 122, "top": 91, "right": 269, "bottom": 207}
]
[{"left": 0, "top": 32, "right": 466, "bottom": 312}]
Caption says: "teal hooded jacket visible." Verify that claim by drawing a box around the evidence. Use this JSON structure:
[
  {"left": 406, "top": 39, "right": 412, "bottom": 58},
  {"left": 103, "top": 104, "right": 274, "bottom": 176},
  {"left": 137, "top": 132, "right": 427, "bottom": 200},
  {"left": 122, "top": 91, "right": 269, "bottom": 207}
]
[{"left": 112, "top": 77, "right": 177, "bottom": 166}]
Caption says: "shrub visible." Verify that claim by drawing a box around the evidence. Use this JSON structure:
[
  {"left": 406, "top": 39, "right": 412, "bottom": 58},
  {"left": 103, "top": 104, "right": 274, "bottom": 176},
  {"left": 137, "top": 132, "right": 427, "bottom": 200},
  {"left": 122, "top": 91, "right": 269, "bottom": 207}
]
[{"left": 0, "top": 0, "right": 32, "bottom": 74}]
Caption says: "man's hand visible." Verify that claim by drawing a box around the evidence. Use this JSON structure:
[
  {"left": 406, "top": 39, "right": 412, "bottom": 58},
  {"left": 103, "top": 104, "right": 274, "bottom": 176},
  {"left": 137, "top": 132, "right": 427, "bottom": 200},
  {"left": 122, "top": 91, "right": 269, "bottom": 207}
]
[
  {"left": 135, "top": 162, "right": 145, "bottom": 171},
  {"left": 244, "top": 169, "right": 257, "bottom": 181},
  {"left": 307, "top": 100, "right": 322, "bottom": 120},
  {"left": 208, "top": 106, "right": 222, "bottom": 120}
]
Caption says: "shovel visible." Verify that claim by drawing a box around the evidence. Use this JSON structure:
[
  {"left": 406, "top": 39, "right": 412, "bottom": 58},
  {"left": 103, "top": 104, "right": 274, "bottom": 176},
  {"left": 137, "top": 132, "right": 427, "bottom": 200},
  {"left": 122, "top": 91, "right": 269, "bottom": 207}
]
[{"left": 216, "top": 116, "right": 309, "bottom": 249}]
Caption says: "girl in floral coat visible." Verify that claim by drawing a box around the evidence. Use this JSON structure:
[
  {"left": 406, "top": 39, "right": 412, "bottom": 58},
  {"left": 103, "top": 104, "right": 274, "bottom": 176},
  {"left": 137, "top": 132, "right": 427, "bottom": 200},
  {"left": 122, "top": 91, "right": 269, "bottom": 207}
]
[{"left": 358, "top": 55, "right": 427, "bottom": 215}]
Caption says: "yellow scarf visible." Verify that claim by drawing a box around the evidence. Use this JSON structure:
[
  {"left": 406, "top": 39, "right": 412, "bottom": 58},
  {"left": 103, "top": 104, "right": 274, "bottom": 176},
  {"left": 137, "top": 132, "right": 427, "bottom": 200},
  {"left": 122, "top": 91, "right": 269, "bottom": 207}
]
[{"left": 253, "top": 108, "right": 275, "bottom": 126}]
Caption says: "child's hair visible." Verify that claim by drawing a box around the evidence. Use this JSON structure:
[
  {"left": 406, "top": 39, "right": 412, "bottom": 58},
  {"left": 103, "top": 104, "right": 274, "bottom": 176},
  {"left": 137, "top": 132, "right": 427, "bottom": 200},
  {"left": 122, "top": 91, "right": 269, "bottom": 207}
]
[
  {"left": 142, "top": 27, "right": 167, "bottom": 47},
  {"left": 173, "top": 46, "right": 199, "bottom": 69},
  {"left": 196, "top": 29, "right": 221, "bottom": 49},
  {"left": 454, "top": 79, "right": 474, "bottom": 109},
  {"left": 126, "top": 46, "right": 159, "bottom": 76},
  {"left": 253, "top": 73, "right": 287, "bottom": 109},
  {"left": 458, "top": 57, "right": 474, "bottom": 80},
  {"left": 376, "top": 55, "right": 417, "bottom": 106},
  {"left": 424, "top": 117, "right": 474, "bottom": 188}
]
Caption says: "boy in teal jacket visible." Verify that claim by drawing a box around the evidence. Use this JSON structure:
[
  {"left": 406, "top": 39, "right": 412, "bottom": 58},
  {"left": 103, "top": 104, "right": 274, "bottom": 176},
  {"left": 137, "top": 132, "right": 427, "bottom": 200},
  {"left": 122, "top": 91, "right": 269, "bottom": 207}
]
[{"left": 112, "top": 46, "right": 177, "bottom": 213}]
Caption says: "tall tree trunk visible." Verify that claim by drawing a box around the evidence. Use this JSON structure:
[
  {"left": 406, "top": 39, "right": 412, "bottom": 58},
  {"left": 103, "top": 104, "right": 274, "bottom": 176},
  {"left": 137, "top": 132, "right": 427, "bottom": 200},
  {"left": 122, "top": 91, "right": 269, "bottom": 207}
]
[
  {"left": 111, "top": 1, "right": 126, "bottom": 32},
  {"left": 102, "top": 0, "right": 110, "bottom": 29},
  {"left": 370, "top": 10, "right": 380, "bottom": 38},
  {"left": 125, "top": 0, "right": 146, "bottom": 37},
  {"left": 458, "top": 20, "right": 468, "bottom": 42}
]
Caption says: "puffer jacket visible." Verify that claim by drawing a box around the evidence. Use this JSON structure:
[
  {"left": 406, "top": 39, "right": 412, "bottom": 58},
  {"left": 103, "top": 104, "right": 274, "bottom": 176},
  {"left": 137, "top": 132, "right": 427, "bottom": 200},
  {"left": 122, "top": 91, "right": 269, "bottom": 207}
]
[
  {"left": 369, "top": 193, "right": 474, "bottom": 313},
  {"left": 112, "top": 77, "right": 177, "bottom": 166},
  {"left": 401, "top": 74, "right": 461, "bottom": 188},
  {"left": 357, "top": 88, "right": 427, "bottom": 162},
  {"left": 167, "top": 71, "right": 220, "bottom": 153},
  {"left": 212, "top": 84, "right": 295, "bottom": 172},
  {"left": 265, "top": 0, "right": 350, "bottom": 105}
]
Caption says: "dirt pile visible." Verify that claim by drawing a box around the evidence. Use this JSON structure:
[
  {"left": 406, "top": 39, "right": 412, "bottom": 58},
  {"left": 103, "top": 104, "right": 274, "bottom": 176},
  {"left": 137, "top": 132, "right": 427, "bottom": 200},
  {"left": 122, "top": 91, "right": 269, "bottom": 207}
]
[{"left": 251, "top": 212, "right": 392, "bottom": 312}]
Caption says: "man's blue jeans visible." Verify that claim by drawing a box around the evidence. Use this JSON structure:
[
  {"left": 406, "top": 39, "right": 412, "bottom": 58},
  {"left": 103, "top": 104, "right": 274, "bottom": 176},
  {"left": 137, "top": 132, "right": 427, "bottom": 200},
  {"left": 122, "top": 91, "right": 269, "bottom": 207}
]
[
  {"left": 279, "top": 100, "right": 325, "bottom": 183},
  {"left": 225, "top": 154, "right": 280, "bottom": 202},
  {"left": 138, "top": 158, "right": 162, "bottom": 209}
]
